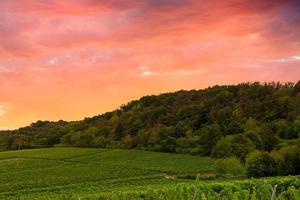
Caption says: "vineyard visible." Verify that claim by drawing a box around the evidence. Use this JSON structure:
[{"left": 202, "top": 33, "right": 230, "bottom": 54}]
[
  {"left": 98, "top": 176, "right": 300, "bottom": 200},
  {"left": 0, "top": 148, "right": 299, "bottom": 199}
]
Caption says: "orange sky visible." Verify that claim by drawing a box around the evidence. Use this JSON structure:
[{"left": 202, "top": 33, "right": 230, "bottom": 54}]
[{"left": 0, "top": 0, "right": 300, "bottom": 129}]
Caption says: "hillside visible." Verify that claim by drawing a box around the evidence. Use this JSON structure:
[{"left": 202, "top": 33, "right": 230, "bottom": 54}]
[
  {"left": 0, "top": 81, "right": 300, "bottom": 177},
  {"left": 0, "top": 147, "right": 299, "bottom": 200},
  {"left": 0, "top": 147, "right": 212, "bottom": 199}
]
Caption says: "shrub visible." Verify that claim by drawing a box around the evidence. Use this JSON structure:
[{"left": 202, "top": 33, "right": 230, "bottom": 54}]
[
  {"left": 215, "top": 157, "right": 245, "bottom": 176},
  {"left": 246, "top": 151, "right": 277, "bottom": 177},
  {"left": 245, "top": 131, "right": 264, "bottom": 149},
  {"left": 211, "top": 136, "right": 231, "bottom": 158},
  {"left": 271, "top": 151, "right": 288, "bottom": 176},
  {"left": 272, "top": 145, "right": 300, "bottom": 175},
  {"left": 212, "top": 134, "right": 255, "bottom": 162}
]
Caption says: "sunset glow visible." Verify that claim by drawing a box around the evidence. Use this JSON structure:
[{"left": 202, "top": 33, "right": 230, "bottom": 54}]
[{"left": 1, "top": 0, "right": 300, "bottom": 129}]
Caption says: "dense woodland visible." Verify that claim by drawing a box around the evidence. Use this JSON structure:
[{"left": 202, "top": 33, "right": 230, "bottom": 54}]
[{"left": 1, "top": 81, "right": 300, "bottom": 177}]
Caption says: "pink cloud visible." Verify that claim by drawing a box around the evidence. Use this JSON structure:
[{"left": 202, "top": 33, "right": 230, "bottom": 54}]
[{"left": 0, "top": 0, "right": 299, "bottom": 128}]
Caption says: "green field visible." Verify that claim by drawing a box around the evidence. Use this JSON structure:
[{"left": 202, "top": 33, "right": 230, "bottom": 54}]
[
  {"left": 0, "top": 148, "right": 299, "bottom": 200},
  {"left": 0, "top": 147, "right": 214, "bottom": 199}
]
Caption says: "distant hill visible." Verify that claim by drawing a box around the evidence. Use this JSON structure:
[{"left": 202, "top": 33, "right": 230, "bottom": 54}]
[{"left": 1, "top": 81, "right": 300, "bottom": 160}]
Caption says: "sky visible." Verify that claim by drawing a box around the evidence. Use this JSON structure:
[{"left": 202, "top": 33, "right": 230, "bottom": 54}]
[{"left": 0, "top": 0, "right": 300, "bottom": 129}]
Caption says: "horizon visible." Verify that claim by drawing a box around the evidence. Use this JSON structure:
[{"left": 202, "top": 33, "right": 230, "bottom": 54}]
[
  {"left": 1, "top": 0, "right": 300, "bottom": 129},
  {"left": 0, "top": 80, "right": 298, "bottom": 131}
]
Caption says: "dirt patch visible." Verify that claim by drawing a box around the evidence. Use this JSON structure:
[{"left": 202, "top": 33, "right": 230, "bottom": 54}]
[{"left": 164, "top": 174, "right": 176, "bottom": 179}]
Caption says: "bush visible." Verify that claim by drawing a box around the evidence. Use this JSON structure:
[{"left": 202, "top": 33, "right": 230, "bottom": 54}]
[
  {"left": 212, "top": 134, "right": 255, "bottom": 162},
  {"left": 246, "top": 151, "right": 277, "bottom": 177},
  {"left": 211, "top": 136, "right": 231, "bottom": 158},
  {"left": 215, "top": 157, "right": 245, "bottom": 176},
  {"left": 245, "top": 131, "right": 264, "bottom": 149},
  {"left": 272, "top": 145, "right": 300, "bottom": 175}
]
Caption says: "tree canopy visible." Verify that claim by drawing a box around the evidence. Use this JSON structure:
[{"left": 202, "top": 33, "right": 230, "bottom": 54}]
[{"left": 1, "top": 81, "right": 299, "bottom": 172}]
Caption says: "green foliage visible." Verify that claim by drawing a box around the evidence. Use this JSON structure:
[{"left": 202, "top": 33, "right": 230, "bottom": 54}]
[
  {"left": 211, "top": 136, "right": 232, "bottom": 158},
  {"left": 0, "top": 148, "right": 299, "bottom": 199},
  {"left": 215, "top": 157, "right": 245, "bottom": 176},
  {"left": 272, "top": 145, "right": 300, "bottom": 175},
  {"left": 0, "top": 147, "right": 216, "bottom": 199},
  {"left": 245, "top": 131, "right": 264, "bottom": 149},
  {"left": 246, "top": 151, "right": 278, "bottom": 177},
  {"left": 95, "top": 176, "right": 300, "bottom": 200},
  {"left": 0, "top": 82, "right": 300, "bottom": 179},
  {"left": 197, "top": 124, "right": 222, "bottom": 156},
  {"left": 212, "top": 134, "right": 255, "bottom": 162},
  {"left": 275, "top": 120, "right": 298, "bottom": 139}
]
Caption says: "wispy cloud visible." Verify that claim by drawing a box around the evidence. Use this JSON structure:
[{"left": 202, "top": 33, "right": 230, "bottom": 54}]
[
  {"left": 0, "top": 0, "right": 299, "bottom": 128},
  {"left": 270, "top": 55, "right": 300, "bottom": 63},
  {"left": 291, "top": 56, "right": 300, "bottom": 60}
]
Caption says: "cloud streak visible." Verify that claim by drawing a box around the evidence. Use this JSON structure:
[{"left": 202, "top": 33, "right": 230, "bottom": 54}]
[{"left": 0, "top": 0, "right": 299, "bottom": 128}]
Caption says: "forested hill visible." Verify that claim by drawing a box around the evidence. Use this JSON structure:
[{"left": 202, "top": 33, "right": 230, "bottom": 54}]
[{"left": 1, "top": 82, "right": 300, "bottom": 159}]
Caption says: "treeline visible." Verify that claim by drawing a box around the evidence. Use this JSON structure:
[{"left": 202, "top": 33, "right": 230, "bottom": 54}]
[{"left": 0, "top": 81, "right": 300, "bottom": 177}]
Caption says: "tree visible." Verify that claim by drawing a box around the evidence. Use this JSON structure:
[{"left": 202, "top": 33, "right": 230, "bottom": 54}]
[
  {"left": 212, "top": 134, "right": 255, "bottom": 162},
  {"left": 197, "top": 124, "right": 222, "bottom": 156},
  {"left": 128, "top": 119, "right": 144, "bottom": 136},
  {"left": 69, "top": 131, "right": 95, "bottom": 147},
  {"left": 259, "top": 125, "right": 278, "bottom": 151},
  {"left": 246, "top": 151, "right": 277, "bottom": 177},
  {"left": 275, "top": 120, "right": 297, "bottom": 139},
  {"left": 211, "top": 136, "right": 231, "bottom": 158},
  {"left": 293, "top": 118, "right": 300, "bottom": 138},
  {"left": 230, "top": 135, "right": 255, "bottom": 162},
  {"left": 0, "top": 80, "right": 299, "bottom": 169},
  {"left": 244, "top": 118, "right": 261, "bottom": 133},
  {"left": 215, "top": 157, "right": 245, "bottom": 176},
  {"left": 224, "top": 120, "right": 243, "bottom": 135},
  {"left": 94, "top": 136, "right": 109, "bottom": 148},
  {"left": 245, "top": 131, "right": 263, "bottom": 149},
  {"left": 293, "top": 80, "right": 300, "bottom": 95},
  {"left": 160, "top": 136, "right": 176, "bottom": 152},
  {"left": 122, "top": 135, "right": 134, "bottom": 148},
  {"left": 114, "top": 123, "right": 125, "bottom": 140},
  {"left": 273, "top": 145, "right": 300, "bottom": 175}
]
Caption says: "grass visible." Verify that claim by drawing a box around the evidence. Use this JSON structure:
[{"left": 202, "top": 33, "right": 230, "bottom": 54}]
[
  {"left": 0, "top": 147, "right": 214, "bottom": 199},
  {"left": 0, "top": 147, "right": 298, "bottom": 200}
]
